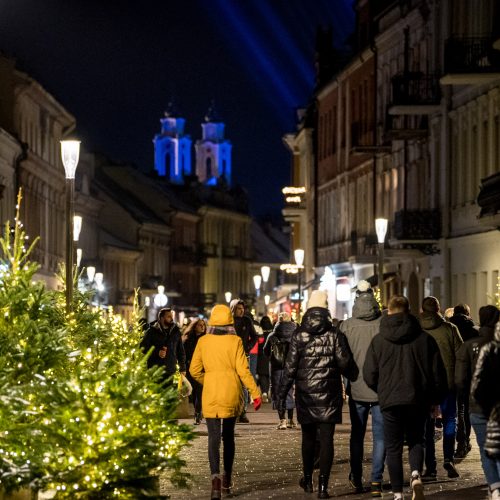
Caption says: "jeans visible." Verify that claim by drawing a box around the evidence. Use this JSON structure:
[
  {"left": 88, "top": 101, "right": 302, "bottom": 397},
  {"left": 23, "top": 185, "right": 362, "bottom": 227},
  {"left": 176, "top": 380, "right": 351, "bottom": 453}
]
[
  {"left": 382, "top": 405, "right": 427, "bottom": 494},
  {"left": 301, "top": 422, "right": 336, "bottom": 477},
  {"left": 206, "top": 417, "right": 237, "bottom": 476},
  {"left": 470, "top": 412, "right": 500, "bottom": 491},
  {"left": 249, "top": 353, "right": 258, "bottom": 382},
  {"left": 425, "top": 391, "right": 457, "bottom": 470},
  {"left": 349, "top": 398, "right": 385, "bottom": 482},
  {"left": 257, "top": 373, "right": 270, "bottom": 394}
]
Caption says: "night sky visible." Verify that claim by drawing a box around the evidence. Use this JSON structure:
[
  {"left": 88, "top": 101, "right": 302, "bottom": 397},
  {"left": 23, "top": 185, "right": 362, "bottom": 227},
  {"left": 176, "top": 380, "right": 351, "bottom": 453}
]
[{"left": 0, "top": 0, "right": 354, "bottom": 217}]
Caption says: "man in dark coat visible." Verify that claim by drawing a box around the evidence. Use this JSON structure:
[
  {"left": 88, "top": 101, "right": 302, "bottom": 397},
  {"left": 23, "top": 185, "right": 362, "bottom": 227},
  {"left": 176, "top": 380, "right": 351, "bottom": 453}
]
[
  {"left": 450, "top": 303, "right": 478, "bottom": 458},
  {"left": 279, "top": 290, "right": 358, "bottom": 499},
  {"left": 419, "top": 296, "right": 463, "bottom": 478},
  {"left": 364, "top": 295, "right": 447, "bottom": 500},
  {"left": 229, "top": 298, "right": 258, "bottom": 423},
  {"left": 140, "top": 307, "right": 186, "bottom": 381}
]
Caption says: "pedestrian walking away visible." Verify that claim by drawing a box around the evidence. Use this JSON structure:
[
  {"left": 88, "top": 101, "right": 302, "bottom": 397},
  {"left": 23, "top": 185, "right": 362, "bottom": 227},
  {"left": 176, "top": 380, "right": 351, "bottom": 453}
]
[
  {"left": 140, "top": 307, "right": 186, "bottom": 382},
  {"left": 364, "top": 295, "right": 448, "bottom": 500},
  {"left": 458, "top": 305, "right": 500, "bottom": 499},
  {"left": 182, "top": 318, "right": 207, "bottom": 425},
  {"left": 189, "top": 304, "right": 262, "bottom": 500},
  {"left": 279, "top": 290, "right": 358, "bottom": 499},
  {"left": 256, "top": 316, "right": 273, "bottom": 404},
  {"left": 230, "top": 298, "right": 258, "bottom": 423},
  {"left": 263, "top": 312, "right": 297, "bottom": 430},
  {"left": 340, "top": 280, "right": 385, "bottom": 497},
  {"left": 450, "top": 303, "right": 478, "bottom": 458},
  {"left": 419, "top": 296, "right": 463, "bottom": 479}
]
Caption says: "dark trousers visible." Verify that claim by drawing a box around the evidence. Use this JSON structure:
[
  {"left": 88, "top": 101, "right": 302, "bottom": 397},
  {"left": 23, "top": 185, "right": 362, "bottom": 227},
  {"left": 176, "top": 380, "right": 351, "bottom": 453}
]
[
  {"left": 457, "top": 392, "right": 471, "bottom": 447},
  {"left": 191, "top": 378, "right": 203, "bottom": 414},
  {"left": 257, "top": 373, "right": 270, "bottom": 394},
  {"left": 382, "top": 405, "right": 427, "bottom": 494},
  {"left": 206, "top": 417, "right": 237, "bottom": 476},
  {"left": 301, "top": 422, "right": 336, "bottom": 477}
]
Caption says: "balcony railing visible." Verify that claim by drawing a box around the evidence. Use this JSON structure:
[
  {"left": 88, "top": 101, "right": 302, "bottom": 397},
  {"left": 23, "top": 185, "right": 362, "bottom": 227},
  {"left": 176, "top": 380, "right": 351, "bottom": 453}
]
[
  {"left": 222, "top": 245, "right": 240, "bottom": 258},
  {"left": 444, "top": 36, "right": 500, "bottom": 75},
  {"left": 384, "top": 114, "right": 429, "bottom": 141},
  {"left": 199, "top": 243, "right": 218, "bottom": 257},
  {"left": 393, "top": 209, "right": 441, "bottom": 240},
  {"left": 391, "top": 73, "right": 441, "bottom": 107}
]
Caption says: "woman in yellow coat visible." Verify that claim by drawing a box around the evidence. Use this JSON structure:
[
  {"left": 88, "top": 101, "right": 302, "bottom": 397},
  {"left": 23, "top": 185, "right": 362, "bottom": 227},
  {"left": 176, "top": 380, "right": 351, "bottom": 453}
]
[{"left": 190, "top": 304, "right": 262, "bottom": 499}]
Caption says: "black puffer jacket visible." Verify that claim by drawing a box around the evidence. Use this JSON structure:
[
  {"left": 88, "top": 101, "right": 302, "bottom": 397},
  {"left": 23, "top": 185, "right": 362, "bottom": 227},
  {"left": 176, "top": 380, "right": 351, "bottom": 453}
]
[
  {"left": 364, "top": 312, "right": 447, "bottom": 410},
  {"left": 278, "top": 307, "right": 358, "bottom": 424},
  {"left": 472, "top": 325, "right": 500, "bottom": 417}
]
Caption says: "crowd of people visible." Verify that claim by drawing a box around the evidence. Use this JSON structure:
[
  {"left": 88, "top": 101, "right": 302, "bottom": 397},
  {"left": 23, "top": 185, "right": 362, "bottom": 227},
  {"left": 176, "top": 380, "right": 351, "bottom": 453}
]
[{"left": 140, "top": 284, "right": 500, "bottom": 500}]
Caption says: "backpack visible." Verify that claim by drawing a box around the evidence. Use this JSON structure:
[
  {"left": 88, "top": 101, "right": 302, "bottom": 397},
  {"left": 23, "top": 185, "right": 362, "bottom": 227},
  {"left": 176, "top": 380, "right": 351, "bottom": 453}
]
[{"left": 270, "top": 338, "right": 288, "bottom": 368}]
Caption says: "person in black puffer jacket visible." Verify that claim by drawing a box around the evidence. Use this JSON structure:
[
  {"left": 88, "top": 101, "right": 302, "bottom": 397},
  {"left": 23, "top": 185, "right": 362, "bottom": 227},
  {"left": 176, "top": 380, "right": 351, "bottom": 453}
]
[
  {"left": 263, "top": 312, "right": 297, "bottom": 429},
  {"left": 460, "top": 305, "right": 500, "bottom": 498},
  {"left": 278, "top": 290, "right": 358, "bottom": 499},
  {"left": 364, "top": 295, "right": 447, "bottom": 500}
]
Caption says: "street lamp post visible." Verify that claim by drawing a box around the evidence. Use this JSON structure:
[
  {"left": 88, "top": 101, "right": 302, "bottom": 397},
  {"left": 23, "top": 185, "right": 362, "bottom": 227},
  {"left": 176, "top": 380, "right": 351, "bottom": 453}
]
[
  {"left": 375, "top": 218, "right": 388, "bottom": 307},
  {"left": 61, "top": 140, "right": 81, "bottom": 313},
  {"left": 294, "top": 248, "right": 305, "bottom": 322},
  {"left": 253, "top": 274, "right": 262, "bottom": 315},
  {"left": 260, "top": 265, "right": 270, "bottom": 293}
]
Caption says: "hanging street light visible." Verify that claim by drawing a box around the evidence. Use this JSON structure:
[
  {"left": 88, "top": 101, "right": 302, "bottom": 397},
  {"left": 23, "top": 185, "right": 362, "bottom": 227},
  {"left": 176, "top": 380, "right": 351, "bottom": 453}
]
[
  {"left": 294, "top": 248, "right": 305, "bottom": 322},
  {"left": 225, "top": 291, "right": 232, "bottom": 304},
  {"left": 154, "top": 284, "right": 168, "bottom": 308},
  {"left": 61, "top": 139, "right": 81, "bottom": 313},
  {"left": 375, "top": 218, "right": 388, "bottom": 307}
]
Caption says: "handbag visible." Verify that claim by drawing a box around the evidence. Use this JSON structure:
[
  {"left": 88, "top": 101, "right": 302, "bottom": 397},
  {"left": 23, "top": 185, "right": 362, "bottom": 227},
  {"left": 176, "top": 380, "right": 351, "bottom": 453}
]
[{"left": 177, "top": 373, "right": 193, "bottom": 398}]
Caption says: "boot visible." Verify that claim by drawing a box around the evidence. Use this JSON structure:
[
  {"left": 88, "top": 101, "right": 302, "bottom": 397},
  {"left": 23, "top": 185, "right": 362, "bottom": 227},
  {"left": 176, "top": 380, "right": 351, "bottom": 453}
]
[
  {"left": 211, "top": 475, "right": 221, "bottom": 500},
  {"left": 317, "top": 474, "right": 330, "bottom": 499},
  {"left": 222, "top": 471, "right": 233, "bottom": 493},
  {"left": 194, "top": 412, "right": 202, "bottom": 425},
  {"left": 299, "top": 474, "right": 314, "bottom": 493}
]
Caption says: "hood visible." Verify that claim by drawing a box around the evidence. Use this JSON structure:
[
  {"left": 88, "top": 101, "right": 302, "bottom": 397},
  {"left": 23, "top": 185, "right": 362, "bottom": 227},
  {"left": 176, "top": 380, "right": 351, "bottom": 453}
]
[
  {"left": 419, "top": 312, "right": 444, "bottom": 331},
  {"left": 229, "top": 298, "right": 244, "bottom": 314},
  {"left": 352, "top": 293, "right": 381, "bottom": 321},
  {"left": 450, "top": 313, "right": 475, "bottom": 330},
  {"left": 273, "top": 320, "right": 296, "bottom": 342},
  {"left": 300, "top": 307, "right": 333, "bottom": 335},
  {"left": 380, "top": 312, "right": 422, "bottom": 344},
  {"left": 478, "top": 325, "right": 496, "bottom": 342}
]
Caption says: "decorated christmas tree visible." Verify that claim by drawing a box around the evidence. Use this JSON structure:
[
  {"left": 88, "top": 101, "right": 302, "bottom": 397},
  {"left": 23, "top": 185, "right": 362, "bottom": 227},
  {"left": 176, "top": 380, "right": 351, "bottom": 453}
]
[{"left": 0, "top": 193, "right": 193, "bottom": 499}]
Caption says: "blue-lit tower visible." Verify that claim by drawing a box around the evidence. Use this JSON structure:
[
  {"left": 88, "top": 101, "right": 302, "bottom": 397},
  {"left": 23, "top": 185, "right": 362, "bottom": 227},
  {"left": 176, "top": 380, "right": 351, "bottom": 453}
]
[
  {"left": 153, "top": 102, "right": 192, "bottom": 183},
  {"left": 195, "top": 102, "right": 232, "bottom": 186}
]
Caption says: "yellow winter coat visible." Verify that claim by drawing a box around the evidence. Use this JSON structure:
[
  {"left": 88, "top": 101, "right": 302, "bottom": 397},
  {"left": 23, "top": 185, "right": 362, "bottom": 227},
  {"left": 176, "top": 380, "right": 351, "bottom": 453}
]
[{"left": 189, "top": 332, "right": 261, "bottom": 418}]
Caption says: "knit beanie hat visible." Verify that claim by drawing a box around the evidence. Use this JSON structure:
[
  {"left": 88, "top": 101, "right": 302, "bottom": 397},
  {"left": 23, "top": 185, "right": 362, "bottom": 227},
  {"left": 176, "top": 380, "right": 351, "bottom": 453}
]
[
  {"left": 208, "top": 304, "right": 234, "bottom": 327},
  {"left": 307, "top": 289, "right": 328, "bottom": 309},
  {"left": 356, "top": 280, "right": 373, "bottom": 296},
  {"left": 479, "top": 304, "right": 500, "bottom": 328}
]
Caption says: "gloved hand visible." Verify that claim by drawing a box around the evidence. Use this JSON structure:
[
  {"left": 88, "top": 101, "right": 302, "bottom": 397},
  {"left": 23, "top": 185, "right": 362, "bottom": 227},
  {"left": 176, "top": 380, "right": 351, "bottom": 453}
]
[{"left": 253, "top": 397, "right": 262, "bottom": 411}]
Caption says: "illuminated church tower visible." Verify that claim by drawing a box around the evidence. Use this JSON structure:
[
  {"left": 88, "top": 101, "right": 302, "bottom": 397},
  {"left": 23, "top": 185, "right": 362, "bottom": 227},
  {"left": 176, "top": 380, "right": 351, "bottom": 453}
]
[
  {"left": 195, "top": 102, "right": 232, "bottom": 186},
  {"left": 153, "top": 102, "right": 192, "bottom": 183}
]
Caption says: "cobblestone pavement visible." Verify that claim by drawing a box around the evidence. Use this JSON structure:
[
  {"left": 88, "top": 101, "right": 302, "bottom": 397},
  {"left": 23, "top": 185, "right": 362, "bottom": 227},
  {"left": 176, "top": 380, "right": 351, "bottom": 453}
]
[{"left": 160, "top": 402, "right": 489, "bottom": 499}]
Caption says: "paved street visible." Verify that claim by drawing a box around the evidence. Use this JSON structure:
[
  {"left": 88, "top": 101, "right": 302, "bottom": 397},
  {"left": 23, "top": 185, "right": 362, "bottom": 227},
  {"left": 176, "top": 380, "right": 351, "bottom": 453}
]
[{"left": 160, "top": 401, "right": 489, "bottom": 499}]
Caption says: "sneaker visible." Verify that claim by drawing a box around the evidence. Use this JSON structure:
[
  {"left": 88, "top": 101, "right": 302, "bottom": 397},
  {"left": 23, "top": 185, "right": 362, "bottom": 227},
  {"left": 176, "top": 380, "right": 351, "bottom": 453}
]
[
  {"left": 287, "top": 419, "right": 297, "bottom": 429},
  {"left": 277, "top": 419, "right": 287, "bottom": 430},
  {"left": 194, "top": 412, "right": 202, "bottom": 425},
  {"left": 348, "top": 473, "right": 364, "bottom": 493},
  {"left": 443, "top": 460, "right": 459, "bottom": 478},
  {"left": 371, "top": 481, "right": 382, "bottom": 498},
  {"left": 411, "top": 473, "right": 424, "bottom": 500},
  {"left": 421, "top": 470, "right": 437, "bottom": 481},
  {"left": 262, "top": 392, "right": 269, "bottom": 403},
  {"left": 237, "top": 413, "right": 250, "bottom": 424},
  {"left": 491, "top": 489, "right": 500, "bottom": 500}
]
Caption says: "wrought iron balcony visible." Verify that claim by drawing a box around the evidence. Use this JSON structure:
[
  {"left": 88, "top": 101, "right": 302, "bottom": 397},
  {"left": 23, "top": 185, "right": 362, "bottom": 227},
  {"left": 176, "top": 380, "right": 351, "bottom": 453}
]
[
  {"left": 198, "top": 243, "right": 218, "bottom": 257},
  {"left": 389, "top": 73, "right": 441, "bottom": 114},
  {"left": 477, "top": 171, "right": 500, "bottom": 227},
  {"left": 384, "top": 114, "right": 429, "bottom": 141},
  {"left": 442, "top": 36, "right": 500, "bottom": 84},
  {"left": 222, "top": 245, "right": 240, "bottom": 258},
  {"left": 394, "top": 209, "right": 441, "bottom": 240},
  {"left": 350, "top": 122, "right": 391, "bottom": 155}
]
